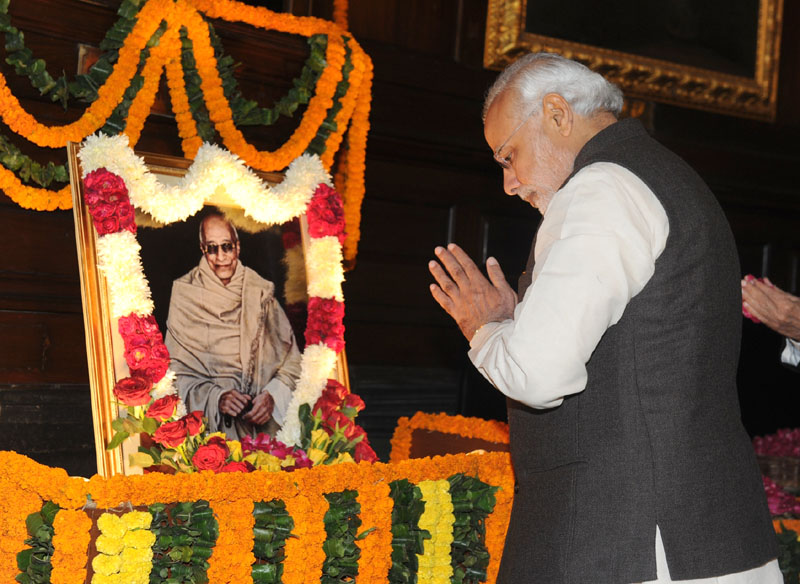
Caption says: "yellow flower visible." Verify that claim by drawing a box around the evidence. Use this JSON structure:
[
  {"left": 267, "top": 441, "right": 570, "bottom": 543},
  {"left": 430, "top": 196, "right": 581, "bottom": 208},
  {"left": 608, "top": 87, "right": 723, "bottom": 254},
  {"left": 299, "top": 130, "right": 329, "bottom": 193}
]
[
  {"left": 96, "top": 513, "right": 126, "bottom": 539},
  {"left": 227, "top": 440, "right": 243, "bottom": 461},
  {"left": 311, "top": 429, "right": 330, "bottom": 449},
  {"left": 331, "top": 452, "right": 354, "bottom": 465},
  {"left": 280, "top": 455, "right": 296, "bottom": 468},
  {"left": 122, "top": 529, "right": 156, "bottom": 550},
  {"left": 91, "top": 553, "right": 122, "bottom": 576},
  {"left": 94, "top": 534, "right": 124, "bottom": 556},
  {"left": 121, "top": 546, "right": 154, "bottom": 565},
  {"left": 307, "top": 447, "right": 328, "bottom": 466},
  {"left": 205, "top": 432, "right": 226, "bottom": 441},
  {"left": 121, "top": 511, "right": 152, "bottom": 530},
  {"left": 243, "top": 451, "right": 281, "bottom": 472}
]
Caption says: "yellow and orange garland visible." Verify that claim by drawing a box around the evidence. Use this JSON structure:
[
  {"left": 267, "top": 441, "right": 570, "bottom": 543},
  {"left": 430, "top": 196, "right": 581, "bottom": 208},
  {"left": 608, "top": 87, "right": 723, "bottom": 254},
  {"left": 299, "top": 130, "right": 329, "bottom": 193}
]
[
  {"left": 0, "top": 450, "right": 514, "bottom": 584},
  {"left": 0, "top": 0, "right": 370, "bottom": 264}
]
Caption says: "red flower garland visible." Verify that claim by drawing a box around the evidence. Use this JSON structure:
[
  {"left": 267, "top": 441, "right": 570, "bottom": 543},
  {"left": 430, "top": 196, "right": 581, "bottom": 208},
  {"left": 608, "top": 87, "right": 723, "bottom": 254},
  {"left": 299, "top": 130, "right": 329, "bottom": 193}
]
[
  {"left": 307, "top": 183, "right": 346, "bottom": 244},
  {"left": 83, "top": 169, "right": 136, "bottom": 236},
  {"left": 305, "top": 297, "right": 345, "bottom": 352}
]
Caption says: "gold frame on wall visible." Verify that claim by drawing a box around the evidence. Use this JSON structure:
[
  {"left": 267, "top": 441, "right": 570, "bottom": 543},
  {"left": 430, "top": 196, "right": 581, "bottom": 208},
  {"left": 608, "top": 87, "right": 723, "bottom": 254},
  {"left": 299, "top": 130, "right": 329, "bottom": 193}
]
[
  {"left": 484, "top": 0, "right": 784, "bottom": 121},
  {"left": 67, "top": 142, "right": 349, "bottom": 477}
]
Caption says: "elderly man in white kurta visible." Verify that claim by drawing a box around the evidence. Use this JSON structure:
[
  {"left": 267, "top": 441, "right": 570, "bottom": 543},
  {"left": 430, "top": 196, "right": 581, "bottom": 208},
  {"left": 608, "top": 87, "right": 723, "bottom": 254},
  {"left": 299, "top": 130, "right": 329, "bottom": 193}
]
[{"left": 165, "top": 212, "right": 302, "bottom": 440}]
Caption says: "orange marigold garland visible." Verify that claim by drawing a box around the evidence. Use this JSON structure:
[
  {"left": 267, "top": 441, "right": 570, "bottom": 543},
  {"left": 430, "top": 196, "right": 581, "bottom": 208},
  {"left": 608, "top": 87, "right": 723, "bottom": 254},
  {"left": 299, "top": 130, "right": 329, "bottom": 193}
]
[
  {"left": 0, "top": 0, "right": 370, "bottom": 265},
  {"left": 355, "top": 477, "right": 393, "bottom": 582},
  {"left": 51, "top": 510, "right": 92, "bottom": 584},
  {"left": 390, "top": 412, "right": 510, "bottom": 463}
]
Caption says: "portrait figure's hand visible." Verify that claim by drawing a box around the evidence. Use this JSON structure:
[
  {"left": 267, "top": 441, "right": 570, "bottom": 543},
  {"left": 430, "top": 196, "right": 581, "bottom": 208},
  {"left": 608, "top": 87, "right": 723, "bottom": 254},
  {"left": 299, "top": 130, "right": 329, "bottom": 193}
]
[
  {"left": 243, "top": 391, "right": 275, "bottom": 425},
  {"left": 428, "top": 243, "right": 517, "bottom": 341},
  {"left": 219, "top": 390, "right": 251, "bottom": 417},
  {"left": 742, "top": 275, "right": 800, "bottom": 340}
]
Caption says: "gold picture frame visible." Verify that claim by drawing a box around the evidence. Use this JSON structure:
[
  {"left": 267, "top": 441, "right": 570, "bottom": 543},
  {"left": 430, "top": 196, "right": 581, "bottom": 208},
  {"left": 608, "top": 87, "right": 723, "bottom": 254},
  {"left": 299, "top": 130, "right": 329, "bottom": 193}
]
[
  {"left": 68, "top": 142, "right": 349, "bottom": 477},
  {"left": 484, "top": 0, "right": 784, "bottom": 121}
]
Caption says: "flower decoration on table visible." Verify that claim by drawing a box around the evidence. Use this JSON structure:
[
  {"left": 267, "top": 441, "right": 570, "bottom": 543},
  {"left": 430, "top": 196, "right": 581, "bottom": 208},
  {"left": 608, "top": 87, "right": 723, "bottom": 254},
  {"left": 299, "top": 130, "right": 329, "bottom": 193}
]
[
  {"left": 79, "top": 134, "right": 373, "bottom": 472},
  {"left": 763, "top": 475, "right": 800, "bottom": 517},
  {"left": 753, "top": 428, "right": 800, "bottom": 458},
  {"left": 390, "top": 412, "right": 510, "bottom": 463},
  {"left": 0, "top": 0, "right": 370, "bottom": 265},
  {"left": 1, "top": 450, "right": 513, "bottom": 584}
]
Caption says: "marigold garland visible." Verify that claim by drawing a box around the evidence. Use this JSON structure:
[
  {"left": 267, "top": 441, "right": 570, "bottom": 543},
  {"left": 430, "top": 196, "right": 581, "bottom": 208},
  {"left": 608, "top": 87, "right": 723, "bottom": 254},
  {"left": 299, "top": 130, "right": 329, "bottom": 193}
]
[
  {"left": 390, "top": 412, "right": 510, "bottom": 463},
  {"left": 51, "top": 510, "right": 92, "bottom": 584},
  {"left": 416, "top": 480, "right": 455, "bottom": 584},
  {"left": 0, "top": 450, "right": 513, "bottom": 583},
  {"left": 0, "top": 0, "right": 369, "bottom": 264}
]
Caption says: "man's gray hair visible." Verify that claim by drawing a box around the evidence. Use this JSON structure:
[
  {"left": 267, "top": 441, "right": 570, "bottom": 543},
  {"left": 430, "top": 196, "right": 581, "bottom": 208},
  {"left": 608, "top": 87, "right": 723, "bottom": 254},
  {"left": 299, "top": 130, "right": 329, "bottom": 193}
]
[
  {"left": 199, "top": 210, "right": 239, "bottom": 246},
  {"left": 483, "top": 52, "right": 624, "bottom": 120}
]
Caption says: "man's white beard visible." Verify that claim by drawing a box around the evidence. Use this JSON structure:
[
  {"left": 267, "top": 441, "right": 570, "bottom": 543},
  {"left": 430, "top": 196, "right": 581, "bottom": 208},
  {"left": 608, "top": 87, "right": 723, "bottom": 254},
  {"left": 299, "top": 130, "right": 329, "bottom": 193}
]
[{"left": 519, "top": 132, "right": 575, "bottom": 214}]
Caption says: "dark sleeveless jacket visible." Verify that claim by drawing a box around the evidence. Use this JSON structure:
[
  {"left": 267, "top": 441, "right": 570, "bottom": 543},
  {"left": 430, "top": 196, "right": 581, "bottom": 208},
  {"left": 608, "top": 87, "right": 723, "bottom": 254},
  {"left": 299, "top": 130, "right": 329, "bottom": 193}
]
[{"left": 499, "top": 119, "right": 776, "bottom": 583}]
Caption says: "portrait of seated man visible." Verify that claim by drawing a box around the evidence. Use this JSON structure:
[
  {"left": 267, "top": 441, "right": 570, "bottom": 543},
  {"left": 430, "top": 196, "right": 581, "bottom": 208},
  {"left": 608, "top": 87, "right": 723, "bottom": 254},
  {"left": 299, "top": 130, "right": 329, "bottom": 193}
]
[{"left": 164, "top": 210, "right": 302, "bottom": 440}]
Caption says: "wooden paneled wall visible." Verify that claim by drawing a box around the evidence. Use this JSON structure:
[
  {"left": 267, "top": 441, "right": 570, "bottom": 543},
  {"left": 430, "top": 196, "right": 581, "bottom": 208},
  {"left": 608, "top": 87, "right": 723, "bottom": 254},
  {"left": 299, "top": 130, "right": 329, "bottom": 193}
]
[{"left": 1, "top": 0, "right": 799, "bottom": 474}]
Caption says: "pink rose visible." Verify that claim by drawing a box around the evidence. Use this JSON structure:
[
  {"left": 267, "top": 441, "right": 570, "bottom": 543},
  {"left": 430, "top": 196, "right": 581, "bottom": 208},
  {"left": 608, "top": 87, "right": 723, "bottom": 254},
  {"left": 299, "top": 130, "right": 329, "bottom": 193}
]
[
  {"left": 153, "top": 419, "right": 188, "bottom": 448},
  {"left": 124, "top": 345, "right": 152, "bottom": 370},
  {"left": 192, "top": 443, "right": 228, "bottom": 472},
  {"left": 113, "top": 376, "right": 152, "bottom": 407},
  {"left": 146, "top": 394, "right": 179, "bottom": 422}
]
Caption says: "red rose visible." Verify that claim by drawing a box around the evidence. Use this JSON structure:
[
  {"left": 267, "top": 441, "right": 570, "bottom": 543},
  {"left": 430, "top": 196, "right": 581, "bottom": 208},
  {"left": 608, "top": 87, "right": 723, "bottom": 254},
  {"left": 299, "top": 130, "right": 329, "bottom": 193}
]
[
  {"left": 135, "top": 359, "right": 169, "bottom": 384},
  {"left": 146, "top": 394, "right": 179, "bottom": 422},
  {"left": 354, "top": 439, "right": 378, "bottom": 463},
  {"left": 124, "top": 345, "right": 152, "bottom": 369},
  {"left": 182, "top": 411, "right": 205, "bottom": 436},
  {"left": 345, "top": 424, "right": 365, "bottom": 441},
  {"left": 126, "top": 333, "right": 150, "bottom": 348},
  {"left": 305, "top": 298, "right": 345, "bottom": 352},
  {"left": 91, "top": 200, "right": 117, "bottom": 219},
  {"left": 98, "top": 216, "right": 120, "bottom": 235},
  {"left": 220, "top": 461, "right": 254, "bottom": 473},
  {"left": 206, "top": 435, "right": 228, "bottom": 449},
  {"left": 113, "top": 376, "right": 152, "bottom": 406},
  {"left": 344, "top": 393, "right": 365, "bottom": 412},
  {"left": 150, "top": 342, "right": 170, "bottom": 361},
  {"left": 324, "top": 410, "right": 352, "bottom": 433},
  {"left": 307, "top": 184, "right": 346, "bottom": 244},
  {"left": 152, "top": 419, "right": 188, "bottom": 448},
  {"left": 192, "top": 443, "right": 228, "bottom": 472},
  {"left": 137, "top": 315, "right": 161, "bottom": 337}
]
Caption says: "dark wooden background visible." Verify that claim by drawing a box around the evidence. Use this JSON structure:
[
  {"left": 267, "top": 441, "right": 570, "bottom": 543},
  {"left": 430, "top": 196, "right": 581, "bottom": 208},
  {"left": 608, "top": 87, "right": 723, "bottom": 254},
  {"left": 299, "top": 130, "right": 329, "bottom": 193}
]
[{"left": 1, "top": 0, "right": 798, "bottom": 476}]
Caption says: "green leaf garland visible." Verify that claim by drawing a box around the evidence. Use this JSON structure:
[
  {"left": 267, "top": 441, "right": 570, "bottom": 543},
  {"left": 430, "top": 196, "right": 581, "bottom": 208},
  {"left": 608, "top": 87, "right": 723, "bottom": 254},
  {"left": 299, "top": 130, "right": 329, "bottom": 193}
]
[
  {"left": 15, "top": 501, "right": 59, "bottom": 584},
  {"left": 447, "top": 474, "right": 498, "bottom": 584},
  {"left": 388, "top": 479, "right": 429, "bottom": 584},
  {"left": 252, "top": 500, "right": 294, "bottom": 584},
  {"left": 149, "top": 500, "right": 219, "bottom": 583},
  {"left": 321, "top": 490, "right": 361, "bottom": 584}
]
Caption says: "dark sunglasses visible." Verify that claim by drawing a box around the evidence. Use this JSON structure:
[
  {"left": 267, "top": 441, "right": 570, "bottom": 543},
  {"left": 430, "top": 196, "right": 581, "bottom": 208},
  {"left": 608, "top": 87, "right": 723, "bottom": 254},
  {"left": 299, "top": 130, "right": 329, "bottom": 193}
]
[{"left": 202, "top": 242, "right": 236, "bottom": 255}]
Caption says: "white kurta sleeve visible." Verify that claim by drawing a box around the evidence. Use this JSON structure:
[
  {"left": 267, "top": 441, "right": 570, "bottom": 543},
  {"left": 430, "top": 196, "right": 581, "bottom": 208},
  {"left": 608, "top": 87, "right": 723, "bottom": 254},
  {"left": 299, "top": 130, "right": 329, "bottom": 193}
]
[
  {"left": 781, "top": 338, "right": 800, "bottom": 367},
  {"left": 468, "top": 163, "right": 669, "bottom": 409}
]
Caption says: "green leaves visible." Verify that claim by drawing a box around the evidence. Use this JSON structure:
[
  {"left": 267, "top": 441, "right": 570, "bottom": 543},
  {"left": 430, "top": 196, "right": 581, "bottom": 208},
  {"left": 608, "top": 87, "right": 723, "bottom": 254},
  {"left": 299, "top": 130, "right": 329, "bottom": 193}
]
[
  {"left": 388, "top": 479, "right": 429, "bottom": 584},
  {"left": 321, "top": 490, "right": 361, "bottom": 584},
  {"left": 447, "top": 474, "right": 498, "bottom": 584},
  {"left": 252, "top": 500, "right": 294, "bottom": 584},
  {"left": 15, "top": 502, "right": 59, "bottom": 584},
  {"left": 150, "top": 500, "right": 218, "bottom": 583}
]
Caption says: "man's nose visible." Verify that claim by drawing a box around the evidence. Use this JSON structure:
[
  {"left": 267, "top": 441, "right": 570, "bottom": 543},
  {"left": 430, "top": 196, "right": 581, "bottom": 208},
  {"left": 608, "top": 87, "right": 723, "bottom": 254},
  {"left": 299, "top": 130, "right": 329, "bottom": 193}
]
[{"left": 503, "top": 168, "right": 520, "bottom": 196}]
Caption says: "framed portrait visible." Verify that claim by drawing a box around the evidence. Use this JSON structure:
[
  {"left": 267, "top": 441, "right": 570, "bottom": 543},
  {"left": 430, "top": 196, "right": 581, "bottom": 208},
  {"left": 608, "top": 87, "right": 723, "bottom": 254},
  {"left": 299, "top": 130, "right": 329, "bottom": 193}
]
[
  {"left": 68, "top": 141, "right": 349, "bottom": 477},
  {"left": 484, "top": 0, "right": 784, "bottom": 121}
]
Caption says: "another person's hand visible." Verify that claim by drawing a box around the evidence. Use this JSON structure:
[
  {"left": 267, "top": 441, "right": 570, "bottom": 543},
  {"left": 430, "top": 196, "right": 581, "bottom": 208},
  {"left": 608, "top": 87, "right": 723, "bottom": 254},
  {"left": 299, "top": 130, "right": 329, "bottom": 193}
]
[
  {"left": 428, "top": 243, "right": 517, "bottom": 341},
  {"left": 219, "top": 390, "right": 251, "bottom": 417},
  {"left": 742, "top": 275, "right": 800, "bottom": 340},
  {"left": 243, "top": 391, "right": 275, "bottom": 426}
]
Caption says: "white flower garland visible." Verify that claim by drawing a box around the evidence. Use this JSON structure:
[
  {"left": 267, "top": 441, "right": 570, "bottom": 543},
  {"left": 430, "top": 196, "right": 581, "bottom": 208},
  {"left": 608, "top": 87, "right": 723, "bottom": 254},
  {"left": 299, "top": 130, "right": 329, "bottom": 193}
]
[
  {"left": 80, "top": 134, "right": 332, "bottom": 226},
  {"left": 80, "top": 134, "right": 345, "bottom": 447}
]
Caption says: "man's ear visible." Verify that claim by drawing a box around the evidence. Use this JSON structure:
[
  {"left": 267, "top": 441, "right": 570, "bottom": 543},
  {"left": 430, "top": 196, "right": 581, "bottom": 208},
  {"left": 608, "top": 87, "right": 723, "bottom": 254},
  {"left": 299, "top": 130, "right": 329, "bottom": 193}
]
[{"left": 541, "top": 93, "right": 573, "bottom": 137}]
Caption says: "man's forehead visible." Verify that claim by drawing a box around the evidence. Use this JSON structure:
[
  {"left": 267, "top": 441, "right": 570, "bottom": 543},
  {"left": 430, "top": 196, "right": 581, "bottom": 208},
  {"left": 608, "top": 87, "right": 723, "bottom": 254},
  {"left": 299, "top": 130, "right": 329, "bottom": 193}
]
[
  {"left": 202, "top": 217, "right": 236, "bottom": 241},
  {"left": 484, "top": 91, "right": 524, "bottom": 146}
]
